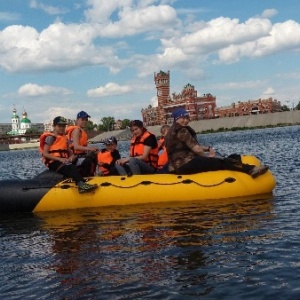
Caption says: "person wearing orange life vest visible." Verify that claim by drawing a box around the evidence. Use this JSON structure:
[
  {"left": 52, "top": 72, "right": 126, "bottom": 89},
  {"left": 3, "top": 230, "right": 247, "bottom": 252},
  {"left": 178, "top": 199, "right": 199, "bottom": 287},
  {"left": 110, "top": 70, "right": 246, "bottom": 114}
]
[
  {"left": 156, "top": 124, "right": 170, "bottom": 173},
  {"left": 40, "top": 116, "right": 98, "bottom": 194},
  {"left": 116, "top": 120, "right": 158, "bottom": 175},
  {"left": 66, "top": 111, "right": 98, "bottom": 177},
  {"left": 97, "top": 136, "right": 127, "bottom": 176}
]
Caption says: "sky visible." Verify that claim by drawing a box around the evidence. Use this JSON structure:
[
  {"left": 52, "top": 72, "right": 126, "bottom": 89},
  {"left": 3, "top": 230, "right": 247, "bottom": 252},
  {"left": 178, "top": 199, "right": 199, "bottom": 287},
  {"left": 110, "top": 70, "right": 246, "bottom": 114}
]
[{"left": 1, "top": 0, "right": 300, "bottom": 125}]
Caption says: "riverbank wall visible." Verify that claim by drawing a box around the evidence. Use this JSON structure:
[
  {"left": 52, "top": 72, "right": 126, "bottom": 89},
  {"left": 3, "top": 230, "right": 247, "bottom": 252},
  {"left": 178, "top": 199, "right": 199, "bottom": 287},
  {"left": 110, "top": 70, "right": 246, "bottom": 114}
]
[
  {"left": 0, "top": 142, "right": 39, "bottom": 151},
  {"left": 90, "top": 110, "right": 300, "bottom": 142}
]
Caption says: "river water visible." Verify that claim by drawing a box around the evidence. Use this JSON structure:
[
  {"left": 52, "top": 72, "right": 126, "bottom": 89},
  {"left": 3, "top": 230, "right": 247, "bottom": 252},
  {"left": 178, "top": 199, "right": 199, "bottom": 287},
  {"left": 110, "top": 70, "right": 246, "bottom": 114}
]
[{"left": 0, "top": 126, "right": 299, "bottom": 299}]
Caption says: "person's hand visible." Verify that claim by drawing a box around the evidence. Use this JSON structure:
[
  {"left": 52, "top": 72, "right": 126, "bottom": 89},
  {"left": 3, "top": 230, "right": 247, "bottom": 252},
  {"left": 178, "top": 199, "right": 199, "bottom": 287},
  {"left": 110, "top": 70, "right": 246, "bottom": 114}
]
[
  {"left": 68, "top": 155, "right": 77, "bottom": 162},
  {"left": 208, "top": 147, "right": 215, "bottom": 157},
  {"left": 88, "top": 146, "right": 99, "bottom": 152},
  {"left": 59, "top": 157, "right": 70, "bottom": 164},
  {"left": 116, "top": 158, "right": 128, "bottom": 165}
]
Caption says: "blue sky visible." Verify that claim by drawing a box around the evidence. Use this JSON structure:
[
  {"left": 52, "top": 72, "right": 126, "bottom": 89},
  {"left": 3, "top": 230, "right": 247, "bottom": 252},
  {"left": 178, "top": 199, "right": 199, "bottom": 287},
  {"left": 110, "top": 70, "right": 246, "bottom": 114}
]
[{"left": 1, "top": 0, "right": 300, "bottom": 124}]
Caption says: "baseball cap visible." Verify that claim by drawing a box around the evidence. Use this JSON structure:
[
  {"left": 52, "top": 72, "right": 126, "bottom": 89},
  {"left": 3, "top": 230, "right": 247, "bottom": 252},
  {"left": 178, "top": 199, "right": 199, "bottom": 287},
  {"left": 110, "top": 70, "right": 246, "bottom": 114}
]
[
  {"left": 53, "top": 116, "right": 67, "bottom": 126},
  {"left": 77, "top": 111, "right": 91, "bottom": 119},
  {"left": 104, "top": 136, "right": 117, "bottom": 145},
  {"left": 172, "top": 108, "right": 189, "bottom": 120}
]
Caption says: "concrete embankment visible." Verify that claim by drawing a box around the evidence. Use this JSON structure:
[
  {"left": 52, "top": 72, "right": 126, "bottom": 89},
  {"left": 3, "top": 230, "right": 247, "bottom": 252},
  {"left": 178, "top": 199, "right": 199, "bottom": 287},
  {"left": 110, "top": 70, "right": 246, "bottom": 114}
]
[
  {"left": 0, "top": 142, "right": 40, "bottom": 151},
  {"left": 90, "top": 110, "right": 300, "bottom": 142}
]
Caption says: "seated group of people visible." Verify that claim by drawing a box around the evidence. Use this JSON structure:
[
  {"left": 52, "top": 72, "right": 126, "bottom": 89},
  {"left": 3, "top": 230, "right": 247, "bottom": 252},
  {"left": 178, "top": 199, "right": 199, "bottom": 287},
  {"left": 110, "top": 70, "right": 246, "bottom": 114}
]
[{"left": 39, "top": 109, "right": 269, "bottom": 194}]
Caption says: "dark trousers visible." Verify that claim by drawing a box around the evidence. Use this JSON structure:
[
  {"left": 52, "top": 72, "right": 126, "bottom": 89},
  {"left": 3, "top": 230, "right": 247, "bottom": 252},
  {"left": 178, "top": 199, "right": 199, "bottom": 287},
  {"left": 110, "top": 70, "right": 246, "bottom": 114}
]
[
  {"left": 77, "top": 157, "right": 95, "bottom": 177},
  {"left": 48, "top": 161, "right": 84, "bottom": 184},
  {"left": 177, "top": 156, "right": 254, "bottom": 175}
]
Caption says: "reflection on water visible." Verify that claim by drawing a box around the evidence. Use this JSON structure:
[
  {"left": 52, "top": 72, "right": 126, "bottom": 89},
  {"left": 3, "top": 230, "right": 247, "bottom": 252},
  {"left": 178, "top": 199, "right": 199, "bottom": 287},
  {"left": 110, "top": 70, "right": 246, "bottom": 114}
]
[
  {"left": 1, "top": 126, "right": 300, "bottom": 299},
  {"left": 0, "top": 197, "right": 276, "bottom": 299}
]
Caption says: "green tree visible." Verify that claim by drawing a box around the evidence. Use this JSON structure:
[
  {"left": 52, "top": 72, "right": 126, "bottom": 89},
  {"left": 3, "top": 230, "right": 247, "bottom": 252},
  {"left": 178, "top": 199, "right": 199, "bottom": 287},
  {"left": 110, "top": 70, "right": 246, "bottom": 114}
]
[
  {"left": 85, "top": 120, "right": 97, "bottom": 131},
  {"left": 295, "top": 101, "right": 300, "bottom": 110},
  {"left": 25, "top": 128, "right": 40, "bottom": 134},
  {"left": 99, "top": 116, "right": 115, "bottom": 132},
  {"left": 281, "top": 105, "right": 290, "bottom": 112},
  {"left": 121, "top": 119, "right": 131, "bottom": 129}
]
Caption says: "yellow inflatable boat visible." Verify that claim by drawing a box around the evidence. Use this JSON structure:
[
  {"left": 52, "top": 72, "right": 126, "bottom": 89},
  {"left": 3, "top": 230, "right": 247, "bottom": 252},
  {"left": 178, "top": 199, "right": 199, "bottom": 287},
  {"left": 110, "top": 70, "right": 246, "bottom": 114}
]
[{"left": 0, "top": 155, "right": 276, "bottom": 213}]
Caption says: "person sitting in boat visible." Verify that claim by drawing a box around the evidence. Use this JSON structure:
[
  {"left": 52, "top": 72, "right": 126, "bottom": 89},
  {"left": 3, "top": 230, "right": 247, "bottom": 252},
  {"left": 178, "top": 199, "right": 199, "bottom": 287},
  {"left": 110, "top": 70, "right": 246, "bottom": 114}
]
[
  {"left": 164, "top": 108, "right": 269, "bottom": 178},
  {"left": 40, "top": 116, "right": 98, "bottom": 193},
  {"left": 97, "top": 136, "right": 127, "bottom": 176},
  {"left": 116, "top": 120, "right": 158, "bottom": 174},
  {"left": 156, "top": 124, "right": 170, "bottom": 174},
  {"left": 66, "top": 111, "right": 98, "bottom": 177}
]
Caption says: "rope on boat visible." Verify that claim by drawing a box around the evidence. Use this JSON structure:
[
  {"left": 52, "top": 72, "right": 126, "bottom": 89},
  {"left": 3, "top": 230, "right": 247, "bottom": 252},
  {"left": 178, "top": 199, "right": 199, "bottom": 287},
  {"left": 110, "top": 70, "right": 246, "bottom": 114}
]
[
  {"left": 99, "top": 177, "right": 236, "bottom": 189},
  {"left": 22, "top": 177, "right": 236, "bottom": 190}
]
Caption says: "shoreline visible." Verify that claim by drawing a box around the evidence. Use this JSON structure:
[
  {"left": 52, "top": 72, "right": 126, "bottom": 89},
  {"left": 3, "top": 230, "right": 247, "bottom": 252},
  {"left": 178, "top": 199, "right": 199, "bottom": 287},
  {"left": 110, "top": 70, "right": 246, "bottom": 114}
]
[{"left": 1, "top": 111, "right": 299, "bottom": 151}]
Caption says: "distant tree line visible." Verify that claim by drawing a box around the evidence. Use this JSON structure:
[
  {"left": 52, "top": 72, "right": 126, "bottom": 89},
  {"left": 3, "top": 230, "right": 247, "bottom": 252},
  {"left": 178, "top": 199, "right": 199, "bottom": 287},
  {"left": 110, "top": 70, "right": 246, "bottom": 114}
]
[{"left": 81, "top": 117, "right": 131, "bottom": 133}]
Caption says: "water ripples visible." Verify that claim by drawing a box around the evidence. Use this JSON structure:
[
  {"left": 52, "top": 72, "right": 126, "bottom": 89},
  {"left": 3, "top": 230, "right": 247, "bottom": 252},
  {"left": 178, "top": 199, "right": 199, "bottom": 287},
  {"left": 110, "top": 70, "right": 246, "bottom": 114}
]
[{"left": 1, "top": 126, "right": 300, "bottom": 299}]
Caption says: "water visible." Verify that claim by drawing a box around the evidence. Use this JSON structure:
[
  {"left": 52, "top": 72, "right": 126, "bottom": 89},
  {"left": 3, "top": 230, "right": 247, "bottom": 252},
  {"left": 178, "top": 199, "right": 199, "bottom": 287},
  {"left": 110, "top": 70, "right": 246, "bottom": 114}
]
[{"left": 0, "top": 126, "right": 299, "bottom": 299}]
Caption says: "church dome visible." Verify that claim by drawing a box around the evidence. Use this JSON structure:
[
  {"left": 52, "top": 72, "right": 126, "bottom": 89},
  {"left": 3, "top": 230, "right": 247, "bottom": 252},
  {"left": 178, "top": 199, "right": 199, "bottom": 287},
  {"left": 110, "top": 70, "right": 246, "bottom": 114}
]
[
  {"left": 21, "top": 110, "right": 31, "bottom": 123},
  {"left": 21, "top": 118, "right": 31, "bottom": 123}
]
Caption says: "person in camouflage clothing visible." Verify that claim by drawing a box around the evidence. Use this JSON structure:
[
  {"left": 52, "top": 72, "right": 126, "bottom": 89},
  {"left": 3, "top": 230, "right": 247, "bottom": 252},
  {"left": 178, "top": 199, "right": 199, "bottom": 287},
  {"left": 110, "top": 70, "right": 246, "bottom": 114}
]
[{"left": 164, "top": 108, "right": 268, "bottom": 178}]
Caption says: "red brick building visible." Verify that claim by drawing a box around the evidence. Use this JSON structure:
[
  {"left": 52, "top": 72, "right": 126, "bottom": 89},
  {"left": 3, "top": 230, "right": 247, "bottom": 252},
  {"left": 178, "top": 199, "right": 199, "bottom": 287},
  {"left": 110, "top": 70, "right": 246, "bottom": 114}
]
[
  {"left": 142, "top": 70, "right": 216, "bottom": 125},
  {"left": 141, "top": 70, "right": 282, "bottom": 125},
  {"left": 215, "top": 98, "right": 281, "bottom": 117}
]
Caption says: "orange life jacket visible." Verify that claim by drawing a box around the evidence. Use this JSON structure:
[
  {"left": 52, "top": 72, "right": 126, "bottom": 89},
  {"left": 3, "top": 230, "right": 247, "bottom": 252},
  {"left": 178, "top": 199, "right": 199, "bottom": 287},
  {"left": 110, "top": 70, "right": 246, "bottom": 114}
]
[
  {"left": 39, "top": 132, "right": 69, "bottom": 166},
  {"left": 157, "top": 137, "right": 168, "bottom": 169},
  {"left": 130, "top": 131, "right": 158, "bottom": 168},
  {"left": 97, "top": 149, "right": 113, "bottom": 175},
  {"left": 66, "top": 125, "right": 88, "bottom": 155}
]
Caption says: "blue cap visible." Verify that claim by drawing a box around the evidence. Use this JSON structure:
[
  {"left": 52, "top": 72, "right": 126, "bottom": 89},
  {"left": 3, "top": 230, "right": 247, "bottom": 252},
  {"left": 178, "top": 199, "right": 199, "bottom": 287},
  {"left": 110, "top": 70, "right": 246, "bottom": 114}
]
[
  {"left": 172, "top": 108, "right": 189, "bottom": 120},
  {"left": 77, "top": 111, "right": 91, "bottom": 119}
]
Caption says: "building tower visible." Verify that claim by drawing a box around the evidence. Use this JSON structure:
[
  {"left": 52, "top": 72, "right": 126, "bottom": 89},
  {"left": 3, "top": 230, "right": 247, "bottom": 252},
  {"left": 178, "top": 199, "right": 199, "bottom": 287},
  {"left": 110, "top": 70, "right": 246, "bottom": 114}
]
[
  {"left": 19, "top": 110, "right": 31, "bottom": 134},
  {"left": 154, "top": 70, "right": 170, "bottom": 124},
  {"left": 11, "top": 107, "right": 20, "bottom": 135}
]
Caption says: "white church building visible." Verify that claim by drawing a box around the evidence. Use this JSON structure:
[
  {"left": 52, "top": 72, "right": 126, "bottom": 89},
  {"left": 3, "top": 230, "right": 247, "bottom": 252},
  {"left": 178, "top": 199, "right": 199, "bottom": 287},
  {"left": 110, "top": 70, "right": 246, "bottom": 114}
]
[{"left": 8, "top": 107, "right": 32, "bottom": 135}]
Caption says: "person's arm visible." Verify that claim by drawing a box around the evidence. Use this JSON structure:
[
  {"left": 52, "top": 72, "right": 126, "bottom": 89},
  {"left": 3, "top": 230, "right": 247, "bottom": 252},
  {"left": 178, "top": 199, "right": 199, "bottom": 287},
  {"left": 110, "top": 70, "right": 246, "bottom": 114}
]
[
  {"left": 116, "top": 136, "right": 156, "bottom": 165},
  {"left": 71, "top": 128, "right": 98, "bottom": 152},
  {"left": 43, "top": 140, "right": 69, "bottom": 164},
  {"left": 178, "top": 128, "right": 214, "bottom": 157}
]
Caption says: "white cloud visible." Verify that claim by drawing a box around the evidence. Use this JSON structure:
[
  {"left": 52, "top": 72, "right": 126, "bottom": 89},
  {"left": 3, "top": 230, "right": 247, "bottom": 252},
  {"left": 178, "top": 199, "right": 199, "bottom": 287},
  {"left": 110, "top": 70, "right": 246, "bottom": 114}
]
[
  {"left": 18, "top": 83, "right": 72, "bottom": 96},
  {"left": 0, "top": 22, "right": 117, "bottom": 73},
  {"left": 98, "top": 5, "right": 178, "bottom": 37},
  {"left": 162, "top": 17, "right": 272, "bottom": 56},
  {"left": 261, "top": 9, "right": 278, "bottom": 19},
  {"left": 150, "top": 96, "right": 158, "bottom": 107},
  {"left": 87, "top": 82, "right": 133, "bottom": 97},
  {"left": 0, "top": 12, "right": 20, "bottom": 22},
  {"left": 213, "top": 80, "right": 264, "bottom": 90},
  {"left": 261, "top": 87, "right": 275, "bottom": 97},
  {"left": 29, "top": 0, "right": 68, "bottom": 15},
  {"left": 218, "top": 20, "right": 300, "bottom": 63}
]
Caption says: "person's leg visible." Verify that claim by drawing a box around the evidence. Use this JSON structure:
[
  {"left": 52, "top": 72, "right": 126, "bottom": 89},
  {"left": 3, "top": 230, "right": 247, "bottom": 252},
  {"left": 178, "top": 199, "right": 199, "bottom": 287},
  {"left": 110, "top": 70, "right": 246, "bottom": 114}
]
[
  {"left": 114, "top": 164, "right": 128, "bottom": 176},
  {"left": 177, "top": 156, "right": 267, "bottom": 178},
  {"left": 48, "top": 161, "right": 84, "bottom": 184},
  {"left": 156, "top": 163, "right": 169, "bottom": 174},
  {"left": 77, "top": 157, "right": 94, "bottom": 177},
  {"left": 128, "top": 158, "right": 156, "bottom": 174},
  {"left": 48, "top": 161, "right": 98, "bottom": 193}
]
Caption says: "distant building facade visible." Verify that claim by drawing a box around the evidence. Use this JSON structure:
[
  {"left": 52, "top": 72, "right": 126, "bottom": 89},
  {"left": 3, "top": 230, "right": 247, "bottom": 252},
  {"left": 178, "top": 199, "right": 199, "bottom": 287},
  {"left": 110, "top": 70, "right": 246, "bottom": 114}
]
[
  {"left": 142, "top": 70, "right": 216, "bottom": 125},
  {"left": 141, "top": 70, "right": 282, "bottom": 125},
  {"left": 215, "top": 98, "right": 282, "bottom": 117}
]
